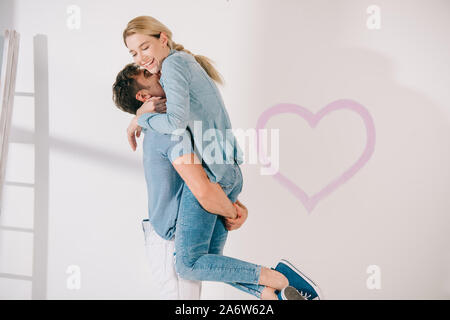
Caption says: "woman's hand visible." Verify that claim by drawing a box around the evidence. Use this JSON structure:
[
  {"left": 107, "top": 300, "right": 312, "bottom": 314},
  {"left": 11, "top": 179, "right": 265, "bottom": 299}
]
[
  {"left": 224, "top": 200, "right": 248, "bottom": 231},
  {"left": 127, "top": 116, "right": 142, "bottom": 151},
  {"left": 129, "top": 97, "right": 166, "bottom": 151},
  {"left": 136, "top": 97, "right": 167, "bottom": 117}
]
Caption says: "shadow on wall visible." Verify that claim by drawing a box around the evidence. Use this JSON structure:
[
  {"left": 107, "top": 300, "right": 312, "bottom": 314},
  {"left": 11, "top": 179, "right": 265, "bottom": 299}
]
[
  {"left": 0, "top": 0, "right": 15, "bottom": 32},
  {"left": 11, "top": 126, "right": 141, "bottom": 173}
]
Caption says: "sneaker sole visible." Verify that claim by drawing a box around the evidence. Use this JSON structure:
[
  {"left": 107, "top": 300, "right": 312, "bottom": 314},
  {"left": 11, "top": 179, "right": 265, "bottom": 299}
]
[
  {"left": 279, "top": 259, "right": 323, "bottom": 300},
  {"left": 281, "top": 286, "right": 306, "bottom": 300}
]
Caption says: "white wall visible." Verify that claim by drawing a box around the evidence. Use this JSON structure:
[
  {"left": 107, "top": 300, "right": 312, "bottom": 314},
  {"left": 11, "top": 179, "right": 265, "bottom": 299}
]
[{"left": 1, "top": 0, "right": 450, "bottom": 299}]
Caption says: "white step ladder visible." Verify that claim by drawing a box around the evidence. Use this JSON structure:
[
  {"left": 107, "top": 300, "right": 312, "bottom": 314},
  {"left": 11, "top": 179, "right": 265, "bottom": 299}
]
[{"left": 0, "top": 30, "right": 49, "bottom": 299}]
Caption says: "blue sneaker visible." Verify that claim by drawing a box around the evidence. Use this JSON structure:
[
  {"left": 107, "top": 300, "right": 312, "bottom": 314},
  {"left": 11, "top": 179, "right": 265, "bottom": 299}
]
[{"left": 275, "top": 259, "right": 322, "bottom": 300}]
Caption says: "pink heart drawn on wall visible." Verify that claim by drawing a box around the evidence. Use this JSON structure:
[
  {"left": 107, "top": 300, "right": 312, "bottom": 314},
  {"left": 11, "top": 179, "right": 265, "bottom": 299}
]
[{"left": 256, "top": 99, "right": 376, "bottom": 213}]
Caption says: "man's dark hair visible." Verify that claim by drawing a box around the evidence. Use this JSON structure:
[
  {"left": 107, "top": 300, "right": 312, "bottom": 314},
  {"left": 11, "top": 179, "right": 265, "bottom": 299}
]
[{"left": 112, "top": 63, "right": 145, "bottom": 115}]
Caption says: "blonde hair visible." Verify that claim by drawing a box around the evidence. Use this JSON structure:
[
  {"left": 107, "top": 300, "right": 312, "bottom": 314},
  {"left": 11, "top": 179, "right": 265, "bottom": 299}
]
[{"left": 123, "top": 16, "right": 223, "bottom": 85}]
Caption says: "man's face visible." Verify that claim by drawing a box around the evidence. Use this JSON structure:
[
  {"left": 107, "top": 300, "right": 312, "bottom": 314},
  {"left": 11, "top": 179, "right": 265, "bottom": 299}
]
[{"left": 134, "top": 69, "right": 166, "bottom": 101}]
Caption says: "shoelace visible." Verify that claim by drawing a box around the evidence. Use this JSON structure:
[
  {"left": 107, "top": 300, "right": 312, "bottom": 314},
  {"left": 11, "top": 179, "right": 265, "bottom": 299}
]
[{"left": 299, "top": 291, "right": 312, "bottom": 300}]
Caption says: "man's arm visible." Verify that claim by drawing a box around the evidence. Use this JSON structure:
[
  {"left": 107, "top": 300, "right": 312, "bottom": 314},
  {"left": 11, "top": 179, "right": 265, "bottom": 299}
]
[{"left": 172, "top": 153, "right": 237, "bottom": 219}]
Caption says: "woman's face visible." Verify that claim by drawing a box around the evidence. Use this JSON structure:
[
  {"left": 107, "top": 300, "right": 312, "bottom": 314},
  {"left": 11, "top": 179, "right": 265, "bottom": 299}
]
[{"left": 126, "top": 33, "right": 169, "bottom": 74}]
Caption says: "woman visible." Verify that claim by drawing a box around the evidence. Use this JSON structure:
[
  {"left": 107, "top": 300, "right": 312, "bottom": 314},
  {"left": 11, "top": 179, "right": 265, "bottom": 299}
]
[{"left": 123, "top": 16, "right": 321, "bottom": 300}]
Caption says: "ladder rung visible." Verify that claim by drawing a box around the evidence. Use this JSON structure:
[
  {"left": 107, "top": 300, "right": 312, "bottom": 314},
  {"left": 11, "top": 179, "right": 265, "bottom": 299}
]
[
  {"left": 4, "top": 181, "right": 34, "bottom": 188},
  {"left": 0, "top": 225, "right": 34, "bottom": 233},
  {"left": 7, "top": 141, "right": 34, "bottom": 145},
  {"left": 0, "top": 273, "right": 32, "bottom": 281},
  {"left": 14, "top": 92, "right": 34, "bottom": 97}
]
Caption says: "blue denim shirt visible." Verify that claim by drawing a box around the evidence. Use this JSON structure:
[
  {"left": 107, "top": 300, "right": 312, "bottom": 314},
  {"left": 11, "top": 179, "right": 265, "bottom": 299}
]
[
  {"left": 142, "top": 129, "right": 194, "bottom": 240},
  {"left": 138, "top": 49, "right": 243, "bottom": 184}
]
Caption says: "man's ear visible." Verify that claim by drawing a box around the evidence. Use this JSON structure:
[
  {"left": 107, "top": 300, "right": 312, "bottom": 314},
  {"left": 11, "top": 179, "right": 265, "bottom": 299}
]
[{"left": 136, "top": 89, "right": 151, "bottom": 103}]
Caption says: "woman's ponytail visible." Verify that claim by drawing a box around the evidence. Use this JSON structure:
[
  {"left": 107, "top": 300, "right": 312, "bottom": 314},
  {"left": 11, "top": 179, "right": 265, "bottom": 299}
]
[{"left": 171, "top": 41, "right": 224, "bottom": 85}]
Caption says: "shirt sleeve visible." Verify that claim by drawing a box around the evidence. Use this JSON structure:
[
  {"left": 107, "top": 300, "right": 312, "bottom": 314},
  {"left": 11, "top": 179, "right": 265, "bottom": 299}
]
[
  {"left": 166, "top": 129, "right": 195, "bottom": 163},
  {"left": 137, "top": 54, "right": 191, "bottom": 135}
]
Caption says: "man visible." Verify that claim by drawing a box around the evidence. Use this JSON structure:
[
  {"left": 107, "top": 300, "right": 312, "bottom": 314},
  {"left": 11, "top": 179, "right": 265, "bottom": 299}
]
[{"left": 112, "top": 64, "right": 247, "bottom": 299}]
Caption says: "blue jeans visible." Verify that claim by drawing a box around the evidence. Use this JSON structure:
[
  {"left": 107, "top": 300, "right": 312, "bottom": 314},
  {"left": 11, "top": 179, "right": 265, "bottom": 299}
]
[{"left": 174, "top": 163, "right": 265, "bottom": 299}]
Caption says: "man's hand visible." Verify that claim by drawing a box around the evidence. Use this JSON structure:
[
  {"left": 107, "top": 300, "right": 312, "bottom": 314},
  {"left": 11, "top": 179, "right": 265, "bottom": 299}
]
[
  {"left": 136, "top": 97, "right": 167, "bottom": 117},
  {"left": 224, "top": 200, "right": 248, "bottom": 231},
  {"left": 127, "top": 116, "right": 142, "bottom": 151}
]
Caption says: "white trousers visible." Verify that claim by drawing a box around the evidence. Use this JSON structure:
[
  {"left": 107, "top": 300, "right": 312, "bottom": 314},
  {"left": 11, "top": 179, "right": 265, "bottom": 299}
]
[{"left": 142, "top": 219, "right": 202, "bottom": 299}]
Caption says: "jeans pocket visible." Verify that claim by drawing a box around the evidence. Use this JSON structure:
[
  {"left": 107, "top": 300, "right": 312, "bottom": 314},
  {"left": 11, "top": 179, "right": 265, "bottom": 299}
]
[
  {"left": 219, "top": 165, "right": 238, "bottom": 189},
  {"left": 144, "top": 226, "right": 165, "bottom": 246}
]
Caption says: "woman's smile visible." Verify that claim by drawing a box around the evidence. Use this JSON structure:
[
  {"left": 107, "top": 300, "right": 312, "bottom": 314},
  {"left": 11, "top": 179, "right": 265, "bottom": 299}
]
[{"left": 142, "top": 57, "right": 154, "bottom": 69}]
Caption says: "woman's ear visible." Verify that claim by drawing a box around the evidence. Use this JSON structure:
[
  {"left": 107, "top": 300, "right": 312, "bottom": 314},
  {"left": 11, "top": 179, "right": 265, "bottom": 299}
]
[
  {"left": 160, "top": 32, "right": 169, "bottom": 47},
  {"left": 136, "top": 89, "right": 151, "bottom": 102}
]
